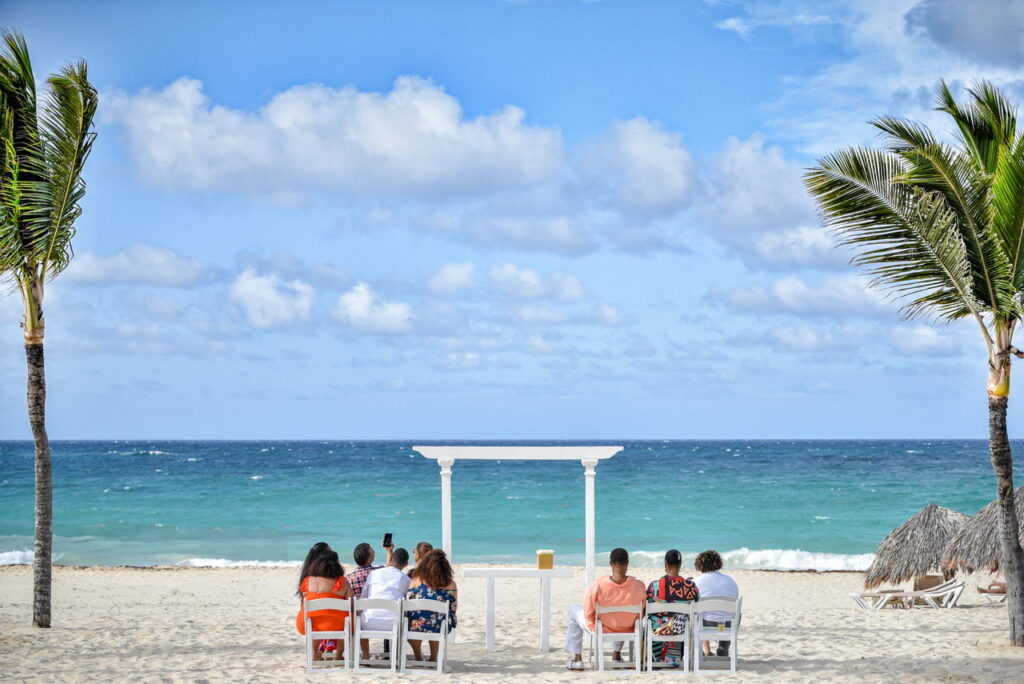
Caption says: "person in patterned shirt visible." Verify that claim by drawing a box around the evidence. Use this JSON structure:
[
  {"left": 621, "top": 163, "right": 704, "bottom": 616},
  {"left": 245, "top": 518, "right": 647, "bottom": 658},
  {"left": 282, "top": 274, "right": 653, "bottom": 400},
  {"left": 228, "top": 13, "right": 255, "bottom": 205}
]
[
  {"left": 646, "top": 549, "right": 699, "bottom": 665},
  {"left": 347, "top": 542, "right": 393, "bottom": 598}
]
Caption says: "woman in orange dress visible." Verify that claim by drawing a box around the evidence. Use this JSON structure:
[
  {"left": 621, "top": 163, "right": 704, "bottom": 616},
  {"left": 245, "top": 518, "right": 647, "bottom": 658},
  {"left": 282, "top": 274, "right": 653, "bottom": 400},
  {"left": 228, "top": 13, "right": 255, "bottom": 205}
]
[{"left": 295, "top": 546, "right": 351, "bottom": 658}]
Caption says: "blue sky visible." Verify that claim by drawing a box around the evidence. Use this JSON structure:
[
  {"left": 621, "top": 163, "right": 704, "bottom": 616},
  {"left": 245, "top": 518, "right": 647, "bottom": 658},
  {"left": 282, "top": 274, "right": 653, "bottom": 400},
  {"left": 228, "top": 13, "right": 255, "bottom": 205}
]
[{"left": 2, "top": 0, "right": 1024, "bottom": 439}]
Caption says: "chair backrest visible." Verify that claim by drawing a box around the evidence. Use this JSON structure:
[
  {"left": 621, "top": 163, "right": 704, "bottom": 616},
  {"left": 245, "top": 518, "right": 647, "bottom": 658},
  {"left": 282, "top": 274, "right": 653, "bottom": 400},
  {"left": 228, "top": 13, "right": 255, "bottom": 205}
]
[
  {"left": 645, "top": 602, "right": 693, "bottom": 615},
  {"left": 403, "top": 598, "right": 450, "bottom": 614},
  {"left": 694, "top": 596, "right": 740, "bottom": 616},
  {"left": 304, "top": 597, "right": 350, "bottom": 613},
  {"left": 596, "top": 603, "right": 643, "bottom": 616},
  {"left": 921, "top": 579, "right": 960, "bottom": 594},
  {"left": 354, "top": 598, "right": 401, "bottom": 612}
]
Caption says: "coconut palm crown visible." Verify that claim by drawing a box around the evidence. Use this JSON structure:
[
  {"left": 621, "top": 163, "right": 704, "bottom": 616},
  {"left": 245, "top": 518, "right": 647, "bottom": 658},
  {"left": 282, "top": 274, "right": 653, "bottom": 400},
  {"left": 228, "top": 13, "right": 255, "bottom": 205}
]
[
  {"left": 0, "top": 31, "right": 97, "bottom": 629},
  {"left": 805, "top": 81, "right": 1024, "bottom": 645}
]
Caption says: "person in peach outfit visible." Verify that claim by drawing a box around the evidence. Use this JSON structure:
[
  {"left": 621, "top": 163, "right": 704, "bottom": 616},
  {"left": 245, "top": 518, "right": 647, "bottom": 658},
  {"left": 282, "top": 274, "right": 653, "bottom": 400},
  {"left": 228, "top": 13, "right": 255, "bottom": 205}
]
[{"left": 563, "top": 547, "right": 646, "bottom": 670}]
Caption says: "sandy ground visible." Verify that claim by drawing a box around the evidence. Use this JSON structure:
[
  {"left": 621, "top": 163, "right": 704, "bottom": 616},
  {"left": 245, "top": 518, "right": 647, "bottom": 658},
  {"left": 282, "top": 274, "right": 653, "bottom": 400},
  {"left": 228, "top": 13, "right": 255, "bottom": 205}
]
[{"left": 1, "top": 564, "right": 1022, "bottom": 682}]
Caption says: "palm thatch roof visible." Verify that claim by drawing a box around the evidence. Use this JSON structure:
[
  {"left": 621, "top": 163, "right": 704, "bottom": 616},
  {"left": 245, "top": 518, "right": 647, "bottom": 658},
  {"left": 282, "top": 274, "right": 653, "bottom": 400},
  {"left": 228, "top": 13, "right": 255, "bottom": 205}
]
[
  {"left": 864, "top": 503, "right": 970, "bottom": 589},
  {"left": 943, "top": 486, "right": 1024, "bottom": 573}
]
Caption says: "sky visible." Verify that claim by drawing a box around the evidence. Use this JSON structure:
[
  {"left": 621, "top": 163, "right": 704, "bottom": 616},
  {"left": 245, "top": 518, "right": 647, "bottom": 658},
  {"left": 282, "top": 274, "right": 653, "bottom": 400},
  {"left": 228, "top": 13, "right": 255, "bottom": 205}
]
[{"left": 2, "top": 0, "right": 1024, "bottom": 440}]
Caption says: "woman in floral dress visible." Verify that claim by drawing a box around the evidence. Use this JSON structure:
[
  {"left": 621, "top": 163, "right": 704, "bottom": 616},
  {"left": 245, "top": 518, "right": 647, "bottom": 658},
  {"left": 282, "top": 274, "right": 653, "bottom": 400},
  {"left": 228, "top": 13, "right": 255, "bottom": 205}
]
[
  {"left": 646, "top": 549, "right": 699, "bottom": 665},
  {"left": 405, "top": 549, "right": 458, "bottom": 662}
]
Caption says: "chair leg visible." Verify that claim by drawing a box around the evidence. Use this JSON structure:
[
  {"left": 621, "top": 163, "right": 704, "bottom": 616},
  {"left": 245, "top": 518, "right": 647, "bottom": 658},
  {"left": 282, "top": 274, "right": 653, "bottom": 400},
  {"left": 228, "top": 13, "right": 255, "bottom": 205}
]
[{"left": 306, "top": 633, "right": 313, "bottom": 673}]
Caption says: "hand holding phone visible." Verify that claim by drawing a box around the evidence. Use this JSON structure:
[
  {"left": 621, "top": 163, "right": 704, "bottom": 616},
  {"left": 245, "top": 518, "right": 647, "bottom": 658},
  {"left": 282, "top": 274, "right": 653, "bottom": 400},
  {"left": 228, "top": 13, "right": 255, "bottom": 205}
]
[{"left": 383, "top": 532, "right": 393, "bottom": 548}]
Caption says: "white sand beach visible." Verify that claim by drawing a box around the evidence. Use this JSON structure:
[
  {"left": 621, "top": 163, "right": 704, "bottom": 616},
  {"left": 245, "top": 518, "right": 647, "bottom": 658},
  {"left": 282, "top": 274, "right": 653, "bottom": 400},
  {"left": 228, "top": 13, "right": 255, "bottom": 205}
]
[{"left": 1, "top": 564, "right": 1022, "bottom": 682}]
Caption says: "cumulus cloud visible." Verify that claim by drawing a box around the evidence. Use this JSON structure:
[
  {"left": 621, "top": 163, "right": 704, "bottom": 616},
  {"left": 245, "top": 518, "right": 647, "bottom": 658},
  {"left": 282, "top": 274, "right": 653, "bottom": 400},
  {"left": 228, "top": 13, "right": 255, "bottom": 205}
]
[
  {"left": 579, "top": 117, "right": 694, "bottom": 214},
  {"left": 229, "top": 269, "right": 314, "bottom": 329},
  {"left": 65, "top": 244, "right": 209, "bottom": 286},
  {"left": 335, "top": 282, "right": 412, "bottom": 333},
  {"left": 700, "top": 133, "right": 816, "bottom": 235},
  {"left": 749, "top": 226, "right": 849, "bottom": 270},
  {"left": 428, "top": 262, "right": 476, "bottom": 293},
  {"left": 106, "top": 76, "right": 564, "bottom": 202},
  {"left": 905, "top": 0, "right": 1024, "bottom": 67},
  {"left": 488, "top": 263, "right": 586, "bottom": 301},
  {"left": 888, "top": 323, "right": 967, "bottom": 356},
  {"left": 715, "top": 274, "right": 891, "bottom": 318}
]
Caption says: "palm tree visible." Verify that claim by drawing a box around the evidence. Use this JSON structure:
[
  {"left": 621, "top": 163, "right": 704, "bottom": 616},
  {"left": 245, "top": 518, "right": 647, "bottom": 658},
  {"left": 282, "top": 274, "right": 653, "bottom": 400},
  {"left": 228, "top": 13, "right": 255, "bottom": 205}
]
[
  {"left": 805, "top": 81, "right": 1024, "bottom": 645},
  {"left": 0, "top": 31, "right": 97, "bottom": 628}
]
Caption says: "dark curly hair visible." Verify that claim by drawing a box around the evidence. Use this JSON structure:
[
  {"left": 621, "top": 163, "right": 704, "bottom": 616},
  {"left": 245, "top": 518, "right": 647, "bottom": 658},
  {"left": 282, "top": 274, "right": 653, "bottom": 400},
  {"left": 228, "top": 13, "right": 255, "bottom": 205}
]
[
  {"left": 297, "top": 541, "right": 332, "bottom": 596},
  {"left": 416, "top": 549, "right": 454, "bottom": 589},
  {"left": 695, "top": 550, "right": 723, "bottom": 573}
]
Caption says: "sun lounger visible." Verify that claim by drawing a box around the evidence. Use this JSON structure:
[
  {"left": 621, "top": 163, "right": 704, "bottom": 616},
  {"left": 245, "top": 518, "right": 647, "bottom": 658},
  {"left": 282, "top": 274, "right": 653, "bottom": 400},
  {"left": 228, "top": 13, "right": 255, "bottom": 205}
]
[
  {"left": 850, "top": 579, "right": 963, "bottom": 609},
  {"left": 977, "top": 584, "right": 1007, "bottom": 604}
]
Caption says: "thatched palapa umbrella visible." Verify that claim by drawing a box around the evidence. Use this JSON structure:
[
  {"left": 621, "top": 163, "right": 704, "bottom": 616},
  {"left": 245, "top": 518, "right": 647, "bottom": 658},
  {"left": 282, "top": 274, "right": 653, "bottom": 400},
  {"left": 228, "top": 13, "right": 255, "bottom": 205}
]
[
  {"left": 864, "top": 503, "right": 970, "bottom": 589},
  {"left": 944, "top": 487, "right": 1024, "bottom": 573}
]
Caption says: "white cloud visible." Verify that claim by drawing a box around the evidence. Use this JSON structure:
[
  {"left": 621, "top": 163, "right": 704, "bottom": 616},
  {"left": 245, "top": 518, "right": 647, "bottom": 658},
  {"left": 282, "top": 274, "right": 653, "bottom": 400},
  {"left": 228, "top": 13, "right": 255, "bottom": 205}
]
[
  {"left": 513, "top": 306, "right": 567, "bottom": 325},
  {"left": 592, "top": 303, "right": 623, "bottom": 326},
  {"left": 716, "top": 274, "right": 891, "bottom": 318},
  {"left": 106, "top": 76, "right": 564, "bottom": 202},
  {"left": 889, "top": 324, "right": 966, "bottom": 356},
  {"left": 905, "top": 0, "right": 1024, "bottom": 67},
  {"left": 488, "top": 263, "right": 587, "bottom": 300},
  {"left": 65, "top": 244, "right": 208, "bottom": 286},
  {"left": 335, "top": 282, "right": 412, "bottom": 333},
  {"left": 750, "top": 226, "right": 849, "bottom": 270},
  {"left": 701, "top": 133, "right": 816, "bottom": 235},
  {"left": 428, "top": 262, "right": 476, "bottom": 293},
  {"left": 229, "top": 269, "right": 314, "bottom": 329},
  {"left": 579, "top": 117, "right": 694, "bottom": 214}
]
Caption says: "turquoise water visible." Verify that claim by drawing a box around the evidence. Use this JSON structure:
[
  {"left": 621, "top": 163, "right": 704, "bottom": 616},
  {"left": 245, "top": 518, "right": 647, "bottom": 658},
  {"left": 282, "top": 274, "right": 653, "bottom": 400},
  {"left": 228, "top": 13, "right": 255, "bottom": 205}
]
[{"left": 0, "top": 440, "right": 1016, "bottom": 569}]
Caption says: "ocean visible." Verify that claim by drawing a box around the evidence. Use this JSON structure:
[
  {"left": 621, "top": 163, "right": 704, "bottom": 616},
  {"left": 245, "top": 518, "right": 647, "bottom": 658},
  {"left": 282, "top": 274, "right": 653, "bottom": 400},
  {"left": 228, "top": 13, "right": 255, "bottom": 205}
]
[{"left": 0, "top": 440, "right": 1015, "bottom": 571}]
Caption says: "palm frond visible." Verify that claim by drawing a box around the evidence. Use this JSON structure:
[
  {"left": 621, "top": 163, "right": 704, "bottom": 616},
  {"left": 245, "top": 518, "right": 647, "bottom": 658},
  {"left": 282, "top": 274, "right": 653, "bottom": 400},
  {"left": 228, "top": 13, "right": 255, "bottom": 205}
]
[
  {"left": 936, "top": 81, "right": 1003, "bottom": 173},
  {"left": 19, "top": 60, "right": 97, "bottom": 280},
  {"left": 992, "top": 134, "right": 1024, "bottom": 293},
  {"left": 804, "top": 147, "right": 981, "bottom": 322}
]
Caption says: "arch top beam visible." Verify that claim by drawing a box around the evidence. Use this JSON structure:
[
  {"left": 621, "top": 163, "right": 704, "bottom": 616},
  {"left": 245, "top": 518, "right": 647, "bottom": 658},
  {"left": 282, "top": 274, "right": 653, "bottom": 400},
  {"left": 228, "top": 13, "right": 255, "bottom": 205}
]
[{"left": 413, "top": 445, "right": 623, "bottom": 461}]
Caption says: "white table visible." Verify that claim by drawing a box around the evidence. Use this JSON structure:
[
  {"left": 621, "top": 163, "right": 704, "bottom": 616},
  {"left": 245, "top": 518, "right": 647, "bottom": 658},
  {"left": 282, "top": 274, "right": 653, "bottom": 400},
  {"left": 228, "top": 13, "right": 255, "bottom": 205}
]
[{"left": 463, "top": 567, "right": 574, "bottom": 652}]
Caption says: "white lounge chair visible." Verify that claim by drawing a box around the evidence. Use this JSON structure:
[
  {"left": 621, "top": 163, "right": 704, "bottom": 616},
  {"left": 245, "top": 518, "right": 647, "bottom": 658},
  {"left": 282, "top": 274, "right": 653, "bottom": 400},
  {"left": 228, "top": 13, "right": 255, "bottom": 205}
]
[
  {"left": 353, "top": 597, "right": 402, "bottom": 672},
  {"left": 592, "top": 603, "right": 643, "bottom": 673},
  {"left": 399, "top": 598, "right": 452, "bottom": 674},
  {"left": 977, "top": 584, "right": 1007, "bottom": 604},
  {"left": 302, "top": 597, "right": 353, "bottom": 672},
  {"left": 644, "top": 603, "right": 693, "bottom": 673},
  {"left": 850, "top": 579, "right": 963, "bottom": 609},
  {"left": 693, "top": 596, "right": 741, "bottom": 674}
]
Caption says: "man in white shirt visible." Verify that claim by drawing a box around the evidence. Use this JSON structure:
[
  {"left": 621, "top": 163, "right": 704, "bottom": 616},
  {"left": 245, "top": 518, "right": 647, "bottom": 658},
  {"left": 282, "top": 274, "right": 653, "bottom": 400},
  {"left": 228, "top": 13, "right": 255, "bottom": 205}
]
[
  {"left": 359, "top": 547, "right": 411, "bottom": 660},
  {"left": 692, "top": 550, "right": 739, "bottom": 656}
]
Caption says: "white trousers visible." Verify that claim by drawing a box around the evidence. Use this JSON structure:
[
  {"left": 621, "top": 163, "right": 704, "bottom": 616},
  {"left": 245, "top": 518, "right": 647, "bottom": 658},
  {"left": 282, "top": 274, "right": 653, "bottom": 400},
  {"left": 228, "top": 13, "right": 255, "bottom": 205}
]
[{"left": 563, "top": 603, "right": 624, "bottom": 655}]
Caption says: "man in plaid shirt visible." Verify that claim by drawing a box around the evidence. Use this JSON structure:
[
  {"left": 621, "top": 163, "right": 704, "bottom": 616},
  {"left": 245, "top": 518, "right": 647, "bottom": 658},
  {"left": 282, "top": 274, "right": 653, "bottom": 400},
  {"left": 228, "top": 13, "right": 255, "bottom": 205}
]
[{"left": 348, "top": 542, "right": 393, "bottom": 598}]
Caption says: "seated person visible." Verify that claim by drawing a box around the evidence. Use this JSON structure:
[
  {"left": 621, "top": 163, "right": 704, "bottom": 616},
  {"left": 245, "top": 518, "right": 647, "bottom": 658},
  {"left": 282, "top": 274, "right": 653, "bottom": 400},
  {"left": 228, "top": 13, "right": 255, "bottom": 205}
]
[
  {"left": 564, "top": 548, "right": 646, "bottom": 671},
  {"left": 693, "top": 550, "right": 739, "bottom": 657},
  {"left": 407, "top": 541, "right": 434, "bottom": 579},
  {"left": 406, "top": 549, "right": 458, "bottom": 662},
  {"left": 348, "top": 541, "right": 392, "bottom": 600},
  {"left": 647, "top": 549, "right": 699, "bottom": 665},
  {"left": 295, "top": 548, "right": 351, "bottom": 660},
  {"left": 359, "top": 547, "right": 412, "bottom": 660}
]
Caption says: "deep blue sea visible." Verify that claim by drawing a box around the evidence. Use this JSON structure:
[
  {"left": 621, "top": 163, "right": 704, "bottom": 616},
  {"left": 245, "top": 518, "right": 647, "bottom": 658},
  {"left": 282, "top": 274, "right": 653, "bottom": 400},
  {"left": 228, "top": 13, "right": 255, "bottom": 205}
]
[{"left": 0, "top": 440, "right": 1017, "bottom": 570}]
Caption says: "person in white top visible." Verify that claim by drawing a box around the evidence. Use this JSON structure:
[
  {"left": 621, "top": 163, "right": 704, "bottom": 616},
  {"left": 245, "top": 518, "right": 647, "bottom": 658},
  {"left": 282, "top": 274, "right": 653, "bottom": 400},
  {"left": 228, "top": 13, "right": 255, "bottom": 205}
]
[
  {"left": 692, "top": 550, "right": 739, "bottom": 656},
  {"left": 359, "top": 546, "right": 412, "bottom": 660}
]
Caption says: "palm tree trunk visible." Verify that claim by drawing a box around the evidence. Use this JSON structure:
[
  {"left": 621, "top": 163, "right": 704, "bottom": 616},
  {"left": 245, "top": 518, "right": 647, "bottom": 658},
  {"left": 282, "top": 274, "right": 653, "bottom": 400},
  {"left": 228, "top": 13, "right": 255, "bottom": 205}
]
[
  {"left": 988, "top": 395, "right": 1024, "bottom": 645},
  {"left": 26, "top": 340, "right": 51, "bottom": 628}
]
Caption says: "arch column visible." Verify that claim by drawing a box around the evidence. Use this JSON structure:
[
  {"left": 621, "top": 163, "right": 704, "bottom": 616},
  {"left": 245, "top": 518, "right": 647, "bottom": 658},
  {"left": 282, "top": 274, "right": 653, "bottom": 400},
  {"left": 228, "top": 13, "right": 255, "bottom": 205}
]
[
  {"left": 438, "top": 457, "right": 454, "bottom": 558},
  {"left": 582, "top": 458, "right": 598, "bottom": 587}
]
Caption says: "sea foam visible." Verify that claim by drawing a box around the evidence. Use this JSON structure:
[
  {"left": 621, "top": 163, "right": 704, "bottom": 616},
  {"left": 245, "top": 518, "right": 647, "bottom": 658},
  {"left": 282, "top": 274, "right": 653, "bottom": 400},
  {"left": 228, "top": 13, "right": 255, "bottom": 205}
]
[
  {"left": 628, "top": 547, "right": 874, "bottom": 571},
  {"left": 0, "top": 548, "right": 34, "bottom": 565},
  {"left": 174, "top": 558, "right": 302, "bottom": 568}
]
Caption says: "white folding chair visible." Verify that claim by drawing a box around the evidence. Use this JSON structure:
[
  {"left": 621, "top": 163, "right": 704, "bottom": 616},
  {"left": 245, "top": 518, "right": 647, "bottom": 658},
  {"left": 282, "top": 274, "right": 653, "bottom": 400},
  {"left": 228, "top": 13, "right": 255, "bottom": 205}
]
[
  {"left": 353, "top": 598, "right": 402, "bottom": 672},
  {"left": 645, "top": 603, "right": 693, "bottom": 673},
  {"left": 302, "top": 597, "right": 353, "bottom": 673},
  {"left": 693, "top": 596, "right": 741, "bottom": 674},
  {"left": 593, "top": 603, "right": 643, "bottom": 673},
  {"left": 399, "top": 598, "right": 452, "bottom": 674}
]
